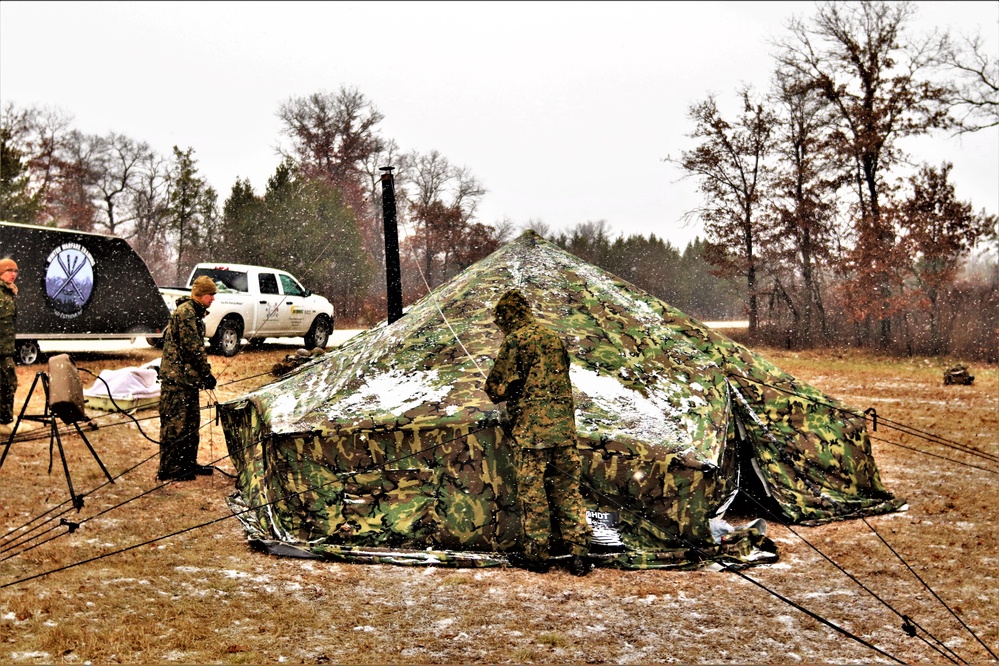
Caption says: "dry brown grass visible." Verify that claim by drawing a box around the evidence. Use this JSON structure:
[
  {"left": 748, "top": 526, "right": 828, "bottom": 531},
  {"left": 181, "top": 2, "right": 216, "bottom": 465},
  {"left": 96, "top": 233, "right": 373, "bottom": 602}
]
[{"left": 1, "top": 342, "right": 996, "bottom": 664}]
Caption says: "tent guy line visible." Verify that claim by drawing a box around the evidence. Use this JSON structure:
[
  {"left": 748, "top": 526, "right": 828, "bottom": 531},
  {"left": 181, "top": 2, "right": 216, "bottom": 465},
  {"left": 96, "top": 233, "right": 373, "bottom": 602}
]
[
  {"left": 4, "top": 352, "right": 992, "bottom": 566},
  {"left": 397, "top": 210, "right": 488, "bottom": 380},
  {"left": 4, "top": 387, "right": 984, "bottom": 662},
  {"left": 870, "top": 434, "right": 998, "bottom": 476},
  {"left": 731, "top": 374, "right": 999, "bottom": 467},
  {"left": 740, "top": 492, "right": 969, "bottom": 665},
  {"left": 0, "top": 420, "right": 493, "bottom": 565},
  {"left": 0, "top": 426, "right": 916, "bottom": 665},
  {"left": 559, "top": 457, "right": 961, "bottom": 664},
  {"left": 0, "top": 425, "right": 489, "bottom": 586},
  {"left": 0, "top": 413, "right": 218, "bottom": 556},
  {"left": 862, "top": 517, "right": 999, "bottom": 662}
]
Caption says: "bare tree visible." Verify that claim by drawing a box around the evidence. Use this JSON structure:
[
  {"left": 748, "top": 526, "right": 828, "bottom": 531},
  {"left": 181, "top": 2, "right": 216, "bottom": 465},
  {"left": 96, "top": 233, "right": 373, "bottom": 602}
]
[
  {"left": 940, "top": 31, "right": 999, "bottom": 133},
  {"left": 764, "top": 69, "right": 846, "bottom": 344},
  {"left": 359, "top": 137, "right": 406, "bottom": 285},
  {"left": 776, "top": 0, "right": 955, "bottom": 347},
  {"left": 277, "top": 86, "right": 385, "bottom": 199},
  {"left": 520, "top": 218, "right": 551, "bottom": 238},
  {"left": 669, "top": 88, "right": 777, "bottom": 333},
  {"left": 400, "top": 149, "right": 488, "bottom": 289},
  {"left": 91, "top": 133, "right": 155, "bottom": 237}
]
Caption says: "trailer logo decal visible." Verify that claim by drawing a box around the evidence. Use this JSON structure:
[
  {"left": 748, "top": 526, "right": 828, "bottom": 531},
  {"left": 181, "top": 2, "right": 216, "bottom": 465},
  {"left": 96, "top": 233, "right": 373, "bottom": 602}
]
[{"left": 45, "top": 243, "right": 95, "bottom": 318}]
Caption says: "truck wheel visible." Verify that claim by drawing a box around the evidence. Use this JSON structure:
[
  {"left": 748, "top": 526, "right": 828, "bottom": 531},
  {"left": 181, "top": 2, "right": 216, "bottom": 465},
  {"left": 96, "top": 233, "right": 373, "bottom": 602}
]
[
  {"left": 212, "top": 319, "right": 242, "bottom": 357},
  {"left": 304, "top": 315, "right": 332, "bottom": 350},
  {"left": 15, "top": 340, "right": 42, "bottom": 365}
]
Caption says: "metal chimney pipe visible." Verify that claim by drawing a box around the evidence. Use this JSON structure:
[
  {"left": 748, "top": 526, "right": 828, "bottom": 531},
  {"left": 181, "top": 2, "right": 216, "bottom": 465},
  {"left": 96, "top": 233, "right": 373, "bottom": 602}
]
[{"left": 380, "top": 166, "right": 403, "bottom": 324}]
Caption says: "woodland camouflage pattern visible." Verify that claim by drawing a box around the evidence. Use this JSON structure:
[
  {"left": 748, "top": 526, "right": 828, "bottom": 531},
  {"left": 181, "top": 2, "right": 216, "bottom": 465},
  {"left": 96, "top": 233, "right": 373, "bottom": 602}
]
[
  {"left": 0, "top": 280, "right": 15, "bottom": 357},
  {"left": 219, "top": 231, "right": 903, "bottom": 569},
  {"left": 1, "top": 280, "right": 17, "bottom": 424},
  {"left": 160, "top": 296, "right": 213, "bottom": 388},
  {"left": 485, "top": 289, "right": 578, "bottom": 449},
  {"left": 486, "top": 289, "right": 591, "bottom": 560},
  {"left": 158, "top": 295, "right": 214, "bottom": 478}
]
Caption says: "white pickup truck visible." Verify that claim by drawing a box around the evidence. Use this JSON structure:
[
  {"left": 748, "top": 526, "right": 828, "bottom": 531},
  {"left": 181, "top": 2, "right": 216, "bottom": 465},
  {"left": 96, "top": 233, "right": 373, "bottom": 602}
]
[{"left": 159, "top": 263, "right": 335, "bottom": 357}]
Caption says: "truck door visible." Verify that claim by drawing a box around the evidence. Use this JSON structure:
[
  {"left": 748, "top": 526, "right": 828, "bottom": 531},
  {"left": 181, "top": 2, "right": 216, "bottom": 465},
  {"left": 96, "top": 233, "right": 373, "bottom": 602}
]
[
  {"left": 278, "top": 273, "right": 308, "bottom": 334},
  {"left": 253, "top": 272, "right": 284, "bottom": 337}
]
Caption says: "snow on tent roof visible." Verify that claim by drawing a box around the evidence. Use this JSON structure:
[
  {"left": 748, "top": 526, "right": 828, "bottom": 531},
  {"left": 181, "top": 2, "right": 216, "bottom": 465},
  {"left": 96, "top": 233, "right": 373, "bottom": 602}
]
[{"left": 219, "top": 230, "right": 903, "bottom": 569}]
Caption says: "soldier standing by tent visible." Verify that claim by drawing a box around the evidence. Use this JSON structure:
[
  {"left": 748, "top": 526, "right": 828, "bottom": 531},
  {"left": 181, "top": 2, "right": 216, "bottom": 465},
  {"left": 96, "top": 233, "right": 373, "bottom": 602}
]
[
  {"left": 157, "top": 275, "right": 217, "bottom": 481},
  {"left": 485, "top": 289, "right": 592, "bottom": 575},
  {"left": 0, "top": 259, "right": 19, "bottom": 438}
]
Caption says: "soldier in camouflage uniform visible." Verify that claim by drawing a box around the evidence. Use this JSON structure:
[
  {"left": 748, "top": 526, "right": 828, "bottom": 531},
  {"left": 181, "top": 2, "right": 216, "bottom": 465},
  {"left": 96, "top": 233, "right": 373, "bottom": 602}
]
[
  {"left": 485, "top": 289, "right": 592, "bottom": 575},
  {"left": 157, "top": 275, "right": 218, "bottom": 481},
  {"left": 0, "top": 259, "right": 19, "bottom": 438}
]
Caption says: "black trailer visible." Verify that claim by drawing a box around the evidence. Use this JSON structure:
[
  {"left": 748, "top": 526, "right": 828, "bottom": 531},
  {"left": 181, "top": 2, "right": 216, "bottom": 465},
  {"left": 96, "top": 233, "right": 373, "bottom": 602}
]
[{"left": 0, "top": 222, "right": 170, "bottom": 364}]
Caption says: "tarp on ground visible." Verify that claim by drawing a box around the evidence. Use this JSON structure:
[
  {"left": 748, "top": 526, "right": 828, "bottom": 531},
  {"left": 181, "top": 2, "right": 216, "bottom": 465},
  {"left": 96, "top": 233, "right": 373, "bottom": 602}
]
[{"left": 219, "top": 231, "right": 904, "bottom": 569}]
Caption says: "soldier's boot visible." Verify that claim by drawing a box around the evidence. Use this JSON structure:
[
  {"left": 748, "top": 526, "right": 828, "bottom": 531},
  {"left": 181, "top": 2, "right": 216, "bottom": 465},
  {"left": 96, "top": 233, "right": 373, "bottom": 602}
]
[
  {"left": 157, "top": 469, "right": 196, "bottom": 482},
  {"left": 508, "top": 553, "right": 550, "bottom": 573},
  {"left": 568, "top": 555, "right": 592, "bottom": 577}
]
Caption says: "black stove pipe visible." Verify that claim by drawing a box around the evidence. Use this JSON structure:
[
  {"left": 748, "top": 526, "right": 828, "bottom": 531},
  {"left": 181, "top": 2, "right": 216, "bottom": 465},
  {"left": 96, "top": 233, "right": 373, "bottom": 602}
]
[{"left": 380, "top": 166, "right": 403, "bottom": 324}]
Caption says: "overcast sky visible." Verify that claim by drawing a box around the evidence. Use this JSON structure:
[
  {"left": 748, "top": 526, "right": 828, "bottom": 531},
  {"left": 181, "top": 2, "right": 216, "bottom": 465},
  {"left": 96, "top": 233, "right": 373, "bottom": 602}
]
[{"left": 1, "top": 1, "right": 996, "bottom": 248}]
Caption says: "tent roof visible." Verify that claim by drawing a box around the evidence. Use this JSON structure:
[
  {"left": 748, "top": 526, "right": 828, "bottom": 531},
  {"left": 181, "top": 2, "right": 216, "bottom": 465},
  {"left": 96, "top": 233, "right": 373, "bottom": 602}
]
[{"left": 241, "top": 230, "right": 789, "bottom": 468}]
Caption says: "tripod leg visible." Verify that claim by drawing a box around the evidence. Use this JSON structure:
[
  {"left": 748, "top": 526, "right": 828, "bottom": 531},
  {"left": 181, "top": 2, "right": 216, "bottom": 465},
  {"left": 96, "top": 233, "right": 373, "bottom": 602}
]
[
  {"left": 74, "top": 422, "right": 114, "bottom": 484},
  {"left": 52, "top": 423, "right": 83, "bottom": 511},
  {"left": 0, "top": 372, "right": 44, "bottom": 471}
]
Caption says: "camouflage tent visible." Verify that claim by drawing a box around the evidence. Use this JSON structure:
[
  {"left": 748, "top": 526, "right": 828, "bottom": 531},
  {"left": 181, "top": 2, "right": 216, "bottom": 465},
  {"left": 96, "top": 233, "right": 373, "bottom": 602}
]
[{"left": 219, "top": 231, "right": 903, "bottom": 569}]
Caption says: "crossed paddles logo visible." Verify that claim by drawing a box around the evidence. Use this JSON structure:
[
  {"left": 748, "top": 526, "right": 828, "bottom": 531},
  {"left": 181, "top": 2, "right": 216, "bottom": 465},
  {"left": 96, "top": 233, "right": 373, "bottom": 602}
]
[{"left": 45, "top": 243, "right": 96, "bottom": 318}]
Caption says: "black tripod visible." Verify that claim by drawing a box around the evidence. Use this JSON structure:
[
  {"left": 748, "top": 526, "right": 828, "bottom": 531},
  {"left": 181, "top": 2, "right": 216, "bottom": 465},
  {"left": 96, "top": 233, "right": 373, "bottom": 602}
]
[{"left": 0, "top": 371, "right": 114, "bottom": 511}]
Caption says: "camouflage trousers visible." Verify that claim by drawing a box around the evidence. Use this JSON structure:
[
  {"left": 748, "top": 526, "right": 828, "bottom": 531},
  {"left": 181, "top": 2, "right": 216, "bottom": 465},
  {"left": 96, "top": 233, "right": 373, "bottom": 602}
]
[
  {"left": 157, "top": 384, "right": 202, "bottom": 477},
  {"left": 0, "top": 356, "right": 16, "bottom": 424},
  {"left": 513, "top": 445, "right": 592, "bottom": 562}
]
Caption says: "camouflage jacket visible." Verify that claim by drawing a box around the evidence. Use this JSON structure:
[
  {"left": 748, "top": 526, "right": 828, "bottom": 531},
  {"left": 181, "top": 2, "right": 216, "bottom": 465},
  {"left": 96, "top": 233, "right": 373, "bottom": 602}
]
[
  {"left": 160, "top": 296, "right": 213, "bottom": 388},
  {"left": 0, "top": 281, "right": 15, "bottom": 357},
  {"left": 485, "top": 290, "right": 577, "bottom": 449}
]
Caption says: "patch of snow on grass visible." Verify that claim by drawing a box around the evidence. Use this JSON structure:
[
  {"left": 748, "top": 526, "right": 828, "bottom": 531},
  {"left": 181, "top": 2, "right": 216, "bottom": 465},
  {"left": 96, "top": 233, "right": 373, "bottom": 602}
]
[{"left": 220, "top": 569, "right": 272, "bottom": 584}]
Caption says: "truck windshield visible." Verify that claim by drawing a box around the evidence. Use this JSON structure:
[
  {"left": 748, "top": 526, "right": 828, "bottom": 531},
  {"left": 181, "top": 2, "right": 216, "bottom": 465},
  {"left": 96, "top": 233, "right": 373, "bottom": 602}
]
[{"left": 191, "top": 268, "right": 248, "bottom": 292}]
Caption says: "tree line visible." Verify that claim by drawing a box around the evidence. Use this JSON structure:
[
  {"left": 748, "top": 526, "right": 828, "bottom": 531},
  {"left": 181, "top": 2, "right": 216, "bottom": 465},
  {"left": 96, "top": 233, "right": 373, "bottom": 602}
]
[
  {"left": 1, "top": 1, "right": 996, "bottom": 359},
  {"left": 668, "top": 1, "right": 997, "bottom": 359},
  {"left": 0, "top": 89, "right": 742, "bottom": 325},
  {"left": 0, "top": 88, "right": 511, "bottom": 323}
]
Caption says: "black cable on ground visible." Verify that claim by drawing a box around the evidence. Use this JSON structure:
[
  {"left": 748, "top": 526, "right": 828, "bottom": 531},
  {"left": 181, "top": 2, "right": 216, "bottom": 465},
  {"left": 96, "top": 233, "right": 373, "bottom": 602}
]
[
  {"left": 869, "top": 434, "right": 998, "bottom": 476},
  {"left": 862, "top": 517, "right": 999, "bottom": 662},
  {"left": 0, "top": 412, "right": 216, "bottom": 558},
  {"left": 738, "top": 493, "right": 965, "bottom": 664},
  {"left": 0, "top": 426, "right": 490, "bottom": 589},
  {"left": 77, "top": 368, "right": 163, "bottom": 445}
]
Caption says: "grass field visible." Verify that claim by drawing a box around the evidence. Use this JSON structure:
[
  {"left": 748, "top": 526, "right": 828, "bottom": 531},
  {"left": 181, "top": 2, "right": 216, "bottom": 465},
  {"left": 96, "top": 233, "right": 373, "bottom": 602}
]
[{"left": 1, "top": 339, "right": 996, "bottom": 664}]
